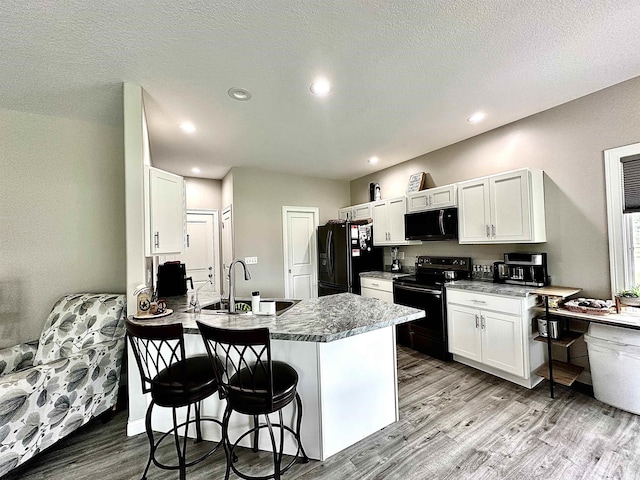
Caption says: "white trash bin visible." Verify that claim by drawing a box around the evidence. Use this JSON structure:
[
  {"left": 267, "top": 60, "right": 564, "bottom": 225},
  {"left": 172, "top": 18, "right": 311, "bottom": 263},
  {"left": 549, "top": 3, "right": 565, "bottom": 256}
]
[{"left": 584, "top": 323, "right": 640, "bottom": 415}]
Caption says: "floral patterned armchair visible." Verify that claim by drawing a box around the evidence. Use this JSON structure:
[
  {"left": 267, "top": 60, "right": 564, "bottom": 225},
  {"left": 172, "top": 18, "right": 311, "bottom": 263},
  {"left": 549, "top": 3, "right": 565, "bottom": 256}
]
[{"left": 0, "top": 293, "right": 126, "bottom": 476}]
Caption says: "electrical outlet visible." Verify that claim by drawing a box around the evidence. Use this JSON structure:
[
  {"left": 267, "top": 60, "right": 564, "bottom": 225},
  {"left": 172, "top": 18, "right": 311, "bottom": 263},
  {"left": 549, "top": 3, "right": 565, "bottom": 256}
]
[
  {"left": 245, "top": 256, "right": 258, "bottom": 265},
  {"left": 398, "top": 251, "right": 405, "bottom": 260}
]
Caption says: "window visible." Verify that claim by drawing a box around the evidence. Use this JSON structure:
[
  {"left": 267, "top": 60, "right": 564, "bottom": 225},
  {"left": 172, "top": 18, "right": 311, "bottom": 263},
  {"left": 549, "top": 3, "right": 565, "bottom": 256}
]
[{"left": 605, "top": 143, "right": 640, "bottom": 296}]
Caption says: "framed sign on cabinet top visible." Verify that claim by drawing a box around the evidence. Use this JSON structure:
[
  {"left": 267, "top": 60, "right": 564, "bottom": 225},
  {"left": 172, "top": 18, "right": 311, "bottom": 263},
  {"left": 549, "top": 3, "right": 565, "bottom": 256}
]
[{"left": 407, "top": 172, "right": 427, "bottom": 194}]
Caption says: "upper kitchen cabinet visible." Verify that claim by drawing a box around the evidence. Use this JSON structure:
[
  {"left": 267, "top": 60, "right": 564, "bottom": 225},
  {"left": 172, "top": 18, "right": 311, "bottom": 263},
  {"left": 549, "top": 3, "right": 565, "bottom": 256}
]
[
  {"left": 145, "top": 166, "right": 186, "bottom": 255},
  {"left": 372, "top": 196, "right": 420, "bottom": 246},
  {"left": 406, "top": 184, "right": 457, "bottom": 213},
  {"left": 458, "top": 168, "right": 546, "bottom": 244},
  {"left": 338, "top": 202, "right": 372, "bottom": 221},
  {"left": 337, "top": 207, "right": 351, "bottom": 220}
]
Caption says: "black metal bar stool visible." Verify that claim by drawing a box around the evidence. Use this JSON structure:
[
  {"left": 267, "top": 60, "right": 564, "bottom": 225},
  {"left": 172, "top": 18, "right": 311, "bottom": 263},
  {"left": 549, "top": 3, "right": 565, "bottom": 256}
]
[
  {"left": 197, "top": 322, "right": 309, "bottom": 480},
  {"left": 126, "top": 319, "right": 223, "bottom": 480}
]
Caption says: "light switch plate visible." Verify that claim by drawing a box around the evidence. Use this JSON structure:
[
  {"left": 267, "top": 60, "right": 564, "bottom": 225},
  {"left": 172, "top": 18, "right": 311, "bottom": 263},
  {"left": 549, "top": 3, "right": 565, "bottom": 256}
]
[{"left": 245, "top": 256, "right": 258, "bottom": 264}]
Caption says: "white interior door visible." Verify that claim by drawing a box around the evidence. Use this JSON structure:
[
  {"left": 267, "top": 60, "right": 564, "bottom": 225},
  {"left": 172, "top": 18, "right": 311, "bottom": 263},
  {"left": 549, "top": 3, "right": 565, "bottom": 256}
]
[
  {"left": 184, "top": 212, "right": 219, "bottom": 293},
  {"left": 221, "top": 206, "right": 233, "bottom": 297},
  {"left": 158, "top": 210, "right": 220, "bottom": 294},
  {"left": 283, "top": 207, "right": 319, "bottom": 299}
]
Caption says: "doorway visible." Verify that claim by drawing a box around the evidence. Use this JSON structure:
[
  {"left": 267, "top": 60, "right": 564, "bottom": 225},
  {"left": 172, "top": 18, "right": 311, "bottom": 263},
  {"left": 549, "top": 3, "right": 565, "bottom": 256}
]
[
  {"left": 221, "top": 205, "right": 233, "bottom": 297},
  {"left": 159, "top": 209, "right": 220, "bottom": 295},
  {"left": 282, "top": 206, "right": 319, "bottom": 299}
]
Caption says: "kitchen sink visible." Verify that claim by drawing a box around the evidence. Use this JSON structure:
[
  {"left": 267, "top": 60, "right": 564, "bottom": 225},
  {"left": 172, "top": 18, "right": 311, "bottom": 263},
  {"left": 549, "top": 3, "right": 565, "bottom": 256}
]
[{"left": 188, "top": 299, "right": 299, "bottom": 316}]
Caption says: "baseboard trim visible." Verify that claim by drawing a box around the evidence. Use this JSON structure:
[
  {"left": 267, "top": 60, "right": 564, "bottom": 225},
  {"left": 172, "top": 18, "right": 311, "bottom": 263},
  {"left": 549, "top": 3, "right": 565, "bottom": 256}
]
[{"left": 126, "top": 418, "right": 146, "bottom": 437}]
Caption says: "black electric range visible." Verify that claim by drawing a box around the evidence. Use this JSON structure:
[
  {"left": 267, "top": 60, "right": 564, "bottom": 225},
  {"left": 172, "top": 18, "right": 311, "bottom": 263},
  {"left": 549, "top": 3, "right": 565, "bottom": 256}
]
[{"left": 393, "top": 256, "right": 471, "bottom": 360}]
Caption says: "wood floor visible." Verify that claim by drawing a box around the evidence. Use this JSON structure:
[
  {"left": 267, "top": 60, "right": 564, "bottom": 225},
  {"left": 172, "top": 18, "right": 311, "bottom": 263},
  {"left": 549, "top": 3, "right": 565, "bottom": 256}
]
[{"left": 6, "top": 346, "right": 640, "bottom": 480}]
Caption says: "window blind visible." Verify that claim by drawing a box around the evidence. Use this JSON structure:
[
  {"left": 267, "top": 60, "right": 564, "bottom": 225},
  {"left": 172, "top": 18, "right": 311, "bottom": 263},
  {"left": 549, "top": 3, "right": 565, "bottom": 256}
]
[{"left": 621, "top": 154, "right": 640, "bottom": 213}]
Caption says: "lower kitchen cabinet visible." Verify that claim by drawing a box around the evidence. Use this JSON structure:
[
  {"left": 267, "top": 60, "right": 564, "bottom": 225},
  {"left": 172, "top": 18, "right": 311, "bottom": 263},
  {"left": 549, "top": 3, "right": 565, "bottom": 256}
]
[
  {"left": 360, "top": 277, "right": 394, "bottom": 303},
  {"left": 446, "top": 288, "right": 544, "bottom": 388}
]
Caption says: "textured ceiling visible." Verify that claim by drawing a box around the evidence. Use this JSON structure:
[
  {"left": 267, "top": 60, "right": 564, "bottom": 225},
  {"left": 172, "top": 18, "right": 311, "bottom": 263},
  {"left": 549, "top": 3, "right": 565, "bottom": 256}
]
[{"left": 2, "top": 1, "right": 640, "bottom": 180}]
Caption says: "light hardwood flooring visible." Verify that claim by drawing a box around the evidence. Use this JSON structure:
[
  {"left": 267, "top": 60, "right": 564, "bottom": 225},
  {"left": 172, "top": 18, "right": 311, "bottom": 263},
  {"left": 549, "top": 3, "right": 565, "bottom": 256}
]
[{"left": 5, "top": 346, "right": 640, "bottom": 480}]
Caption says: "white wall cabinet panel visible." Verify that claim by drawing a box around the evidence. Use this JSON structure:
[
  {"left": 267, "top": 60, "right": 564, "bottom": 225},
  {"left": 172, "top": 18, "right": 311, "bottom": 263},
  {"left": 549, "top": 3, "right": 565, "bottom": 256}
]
[
  {"left": 371, "top": 197, "right": 420, "bottom": 246},
  {"left": 458, "top": 168, "right": 546, "bottom": 244},
  {"left": 458, "top": 179, "right": 491, "bottom": 241},
  {"left": 338, "top": 207, "right": 351, "bottom": 220},
  {"left": 146, "top": 166, "right": 186, "bottom": 255},
  {"left": 338, "top": 203, "right": 371, "bottom": 221},
  {"left": 352, "top": 203, "right": 372, "bottom": 220},
  {"left": 406, "top": 184, "right": 457, "bottom": 212}
]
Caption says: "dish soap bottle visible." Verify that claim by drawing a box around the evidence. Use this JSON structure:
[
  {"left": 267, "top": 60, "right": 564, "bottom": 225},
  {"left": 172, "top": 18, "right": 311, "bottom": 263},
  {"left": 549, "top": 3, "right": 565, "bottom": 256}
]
[{"left": 252, "top": 291, "right": 261, "bottom": 314}]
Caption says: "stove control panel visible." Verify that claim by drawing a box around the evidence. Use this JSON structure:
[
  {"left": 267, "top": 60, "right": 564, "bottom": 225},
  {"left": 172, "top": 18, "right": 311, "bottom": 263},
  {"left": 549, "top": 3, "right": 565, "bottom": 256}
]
[{"left": 416, "top": 256, "right": 471, "bottom": 271}]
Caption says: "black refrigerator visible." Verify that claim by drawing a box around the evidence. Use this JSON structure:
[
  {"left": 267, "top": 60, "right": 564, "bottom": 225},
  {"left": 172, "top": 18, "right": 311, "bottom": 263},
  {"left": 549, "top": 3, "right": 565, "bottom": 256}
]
[{"left": 318, "top": 221, "right": 383, "bottom": 296}]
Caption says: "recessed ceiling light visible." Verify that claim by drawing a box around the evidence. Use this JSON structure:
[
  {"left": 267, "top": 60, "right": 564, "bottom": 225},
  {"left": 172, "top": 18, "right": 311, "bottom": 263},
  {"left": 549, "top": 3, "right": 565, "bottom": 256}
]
[
  {"left": 310, "top": 79, "right": 332, "bottom": 96},
  {"left": 368, "top": 156, "right": 379, "bottom": 165},
  {"left": 179, "top": 122, "right": 197, "bottom": 134},
  {"left": 191, "top": 167, "right": 201, "bottom": 174},
  {"left": 228, "top": 87, "right": 252, "bottom": 101},
  {"left": 467, "top": 112, "right": 486, "bottom": 124}
]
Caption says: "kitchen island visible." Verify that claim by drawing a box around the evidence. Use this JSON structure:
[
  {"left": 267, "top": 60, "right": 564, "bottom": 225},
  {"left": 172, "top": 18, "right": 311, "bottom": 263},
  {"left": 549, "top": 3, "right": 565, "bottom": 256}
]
[{"left": 127, "top": 293, "right": 424, "bottom": 461}]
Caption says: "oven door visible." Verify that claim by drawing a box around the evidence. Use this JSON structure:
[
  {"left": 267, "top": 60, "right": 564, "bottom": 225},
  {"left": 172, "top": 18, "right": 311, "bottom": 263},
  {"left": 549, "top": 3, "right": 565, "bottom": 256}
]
[{"left": 393, "top": 282, "right": 451, "bottom": 360}]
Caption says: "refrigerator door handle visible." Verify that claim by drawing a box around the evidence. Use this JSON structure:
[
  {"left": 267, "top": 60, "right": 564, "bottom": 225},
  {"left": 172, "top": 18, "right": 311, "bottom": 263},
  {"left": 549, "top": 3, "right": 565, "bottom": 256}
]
[{"left": 327, "top": 229, "right": 334, "bottom": 278}]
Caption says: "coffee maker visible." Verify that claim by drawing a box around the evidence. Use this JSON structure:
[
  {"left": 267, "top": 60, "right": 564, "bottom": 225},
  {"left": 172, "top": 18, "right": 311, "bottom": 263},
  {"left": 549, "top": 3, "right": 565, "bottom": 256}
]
[
  {"left": 493, "top": 252, "right": 549, "bottom": 287},
  {"left": 391, "top": 247, "right": 401, "bottom": 272}
]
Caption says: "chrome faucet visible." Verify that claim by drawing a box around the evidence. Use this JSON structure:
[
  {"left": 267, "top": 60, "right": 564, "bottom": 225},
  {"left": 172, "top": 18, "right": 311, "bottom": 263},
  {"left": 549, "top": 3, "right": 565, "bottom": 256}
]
[
  {"left": 189, "top": 267, "right": 214, "bottom": 314},
  {"left": 228, "top": 259, "right": 251, "bottom": 314}
]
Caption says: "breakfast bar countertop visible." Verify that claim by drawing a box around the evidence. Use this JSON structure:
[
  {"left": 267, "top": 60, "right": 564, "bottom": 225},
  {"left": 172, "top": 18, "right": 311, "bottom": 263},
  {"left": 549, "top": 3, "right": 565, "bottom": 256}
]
[{"left": 129, "top": 292, "right": 424, "bottom": 343}]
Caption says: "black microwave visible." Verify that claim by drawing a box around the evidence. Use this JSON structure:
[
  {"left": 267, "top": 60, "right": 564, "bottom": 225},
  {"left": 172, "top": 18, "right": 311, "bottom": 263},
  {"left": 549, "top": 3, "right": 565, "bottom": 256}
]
[{"left": 404, "top": 207, "right": 458, "bottom": 241}]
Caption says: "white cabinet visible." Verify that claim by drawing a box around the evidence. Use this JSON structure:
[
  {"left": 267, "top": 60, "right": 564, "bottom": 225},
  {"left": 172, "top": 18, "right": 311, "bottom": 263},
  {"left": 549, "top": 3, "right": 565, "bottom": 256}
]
[
  {"left": 360, "top": 277, "right": 394, "bottom": 303},
  {"left": 446, "top": 289, "right": 544, "bottom": 388},
  {"left": 406, "top": 184, "right": 457, "bottom": 212},
  {"left": 371, "top": 197, "right": 420, "bottom": 246},
  {"left": 457, "top": 168, "right": 546, "bottom": 244},
  {"left": 352, "top": 203, "right": 372, "bottom": 220},
  {"left": 145, "top": 166, "right": 186, "bottom": 255},
  {"left": 338, "top": 207, "right": 351, "bottom": 220},
  {"left": 338, "top": 203, "right": 372, "bottom": 221}
]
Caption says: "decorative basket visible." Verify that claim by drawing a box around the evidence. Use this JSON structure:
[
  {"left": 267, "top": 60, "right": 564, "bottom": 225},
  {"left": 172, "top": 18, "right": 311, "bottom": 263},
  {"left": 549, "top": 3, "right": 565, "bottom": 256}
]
[
  {"left": 564, "top": 299, "right": 613, "bottom": 316},
  {"left": 616, "top": 296, "right": 640, "bottom": 307}
]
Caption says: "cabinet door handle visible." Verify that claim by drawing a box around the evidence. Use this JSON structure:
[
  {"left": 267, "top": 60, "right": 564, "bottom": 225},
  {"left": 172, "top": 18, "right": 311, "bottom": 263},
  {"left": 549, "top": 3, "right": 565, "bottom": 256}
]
[
  {"left": 481, "top": 316, "right": 486, "bottom": 329},
  {"left": 475, "top": 314, "right": 479, "bottom": 328},
  {"left": 491, "top": 224, "right": 496, "bottom": 237},
  {"left": 154, "top": 232, "right": 160, "bottom": 248},
  {"left": 186, "top": 234, "right": 190, "bottom": 248},
  {"left": 471, "top": 299, "right": 487, "bottom": 304},
  {"left": 371, "top": 283, "right": 379, "bottom": 287},
  {"left": 486, "top": 225, "right": 490, "bottom": 237}
]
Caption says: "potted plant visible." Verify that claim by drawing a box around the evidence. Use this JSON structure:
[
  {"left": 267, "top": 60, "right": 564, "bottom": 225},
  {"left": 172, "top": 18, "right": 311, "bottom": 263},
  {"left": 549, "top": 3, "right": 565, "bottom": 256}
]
[{"left": 616, "top": 285, "right": 640, "bottom": 308}]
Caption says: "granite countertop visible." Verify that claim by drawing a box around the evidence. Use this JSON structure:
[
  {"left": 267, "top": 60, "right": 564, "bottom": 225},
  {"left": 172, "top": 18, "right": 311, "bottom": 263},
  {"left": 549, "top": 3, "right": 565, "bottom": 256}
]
[
  {"left": 129, "top": 292, "right": 424, "bottom": 342},
  {"left": 360, "top": 271, "right": 411, "bottom": 280},
  {"left": 445, "top": 279, "right": 538, "bottom": 298}
]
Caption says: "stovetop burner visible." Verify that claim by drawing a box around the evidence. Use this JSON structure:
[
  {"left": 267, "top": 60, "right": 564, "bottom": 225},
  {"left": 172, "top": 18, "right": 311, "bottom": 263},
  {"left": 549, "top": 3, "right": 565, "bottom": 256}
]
[{"left": 394, "top": 255, "right": 472, "bottom": 288}]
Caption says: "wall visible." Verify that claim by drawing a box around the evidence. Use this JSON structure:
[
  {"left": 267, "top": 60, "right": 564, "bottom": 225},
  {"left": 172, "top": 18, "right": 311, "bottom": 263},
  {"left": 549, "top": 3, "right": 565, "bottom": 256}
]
[
  {"left": 185, "top": 176, "right": 222, "bottom": 210},
  {"left": 221, "top": 170, "right": 233, "bottom": 209},
  {"left": 0, "top": 107, "right": 126, "bottom": 348},
  {"left": 351, "top": 76, "right": 640, "bottom": 299},
  {"left": 230, "top": 167, "right": 350, "bottom": 298}
]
